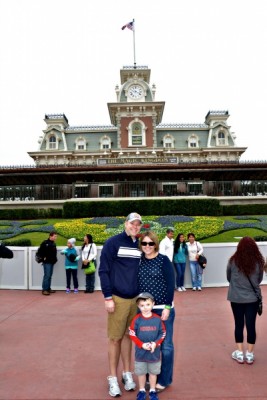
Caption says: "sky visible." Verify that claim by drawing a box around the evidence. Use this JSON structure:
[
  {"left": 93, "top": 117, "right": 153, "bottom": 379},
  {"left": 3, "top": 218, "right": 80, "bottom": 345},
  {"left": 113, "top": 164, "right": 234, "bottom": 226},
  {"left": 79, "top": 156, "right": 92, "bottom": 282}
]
[{"left": 0, "top": 0, "right": 267, "bottom": 166}]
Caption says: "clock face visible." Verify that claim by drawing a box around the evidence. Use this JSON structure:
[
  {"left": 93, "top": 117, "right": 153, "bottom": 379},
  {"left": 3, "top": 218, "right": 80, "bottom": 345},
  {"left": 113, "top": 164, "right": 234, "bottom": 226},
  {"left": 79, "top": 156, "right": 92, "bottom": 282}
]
[{"left": 128, "top": 85, "right": 144, "bottom": 99}]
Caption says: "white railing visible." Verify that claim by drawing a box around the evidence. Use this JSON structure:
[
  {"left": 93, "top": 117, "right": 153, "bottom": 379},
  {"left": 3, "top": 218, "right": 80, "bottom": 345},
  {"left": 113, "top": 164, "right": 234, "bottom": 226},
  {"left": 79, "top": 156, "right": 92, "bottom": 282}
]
[{"left": 1, "top": 244, "right": 267, "bottom": 290}]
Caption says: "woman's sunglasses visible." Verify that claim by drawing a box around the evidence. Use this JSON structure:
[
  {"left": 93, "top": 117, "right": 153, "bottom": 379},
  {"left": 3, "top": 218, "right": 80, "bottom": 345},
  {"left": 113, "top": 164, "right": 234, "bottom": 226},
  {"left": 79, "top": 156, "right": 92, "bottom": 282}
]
[{"left": 141, "top": 241, "right": 155, "bottom": 247}]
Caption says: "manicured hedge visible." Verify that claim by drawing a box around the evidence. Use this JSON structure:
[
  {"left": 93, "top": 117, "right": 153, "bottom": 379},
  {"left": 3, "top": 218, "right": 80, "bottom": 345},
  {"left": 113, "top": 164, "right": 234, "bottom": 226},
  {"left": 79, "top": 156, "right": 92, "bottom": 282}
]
[
  {"left": 63, "top": 198, "right": 222, "bottom": 218},
  {"left": 222, "top": 204, "right": 267, "bottom": 216},
  {"left": 0, "top": 208, "right": 62, "bottom": 220},
  {"left": 2, "top": 238, "right": 32, "bottom": 246}
]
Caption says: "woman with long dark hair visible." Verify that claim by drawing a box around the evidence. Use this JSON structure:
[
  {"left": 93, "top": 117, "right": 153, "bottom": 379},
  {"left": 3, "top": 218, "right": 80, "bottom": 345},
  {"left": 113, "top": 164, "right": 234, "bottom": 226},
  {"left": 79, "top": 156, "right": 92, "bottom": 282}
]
[
  {"left": 81, "top": 234, "right": 97, "bottom": 293},
  {"left": 227, "top": 236, "right": 265, "bottom": 364},
  {"left": 173, "top": 233, "right": 188, "bottom": 291},
  {"left": 138, "top": 231, "right": 175, "bottom": 392}
]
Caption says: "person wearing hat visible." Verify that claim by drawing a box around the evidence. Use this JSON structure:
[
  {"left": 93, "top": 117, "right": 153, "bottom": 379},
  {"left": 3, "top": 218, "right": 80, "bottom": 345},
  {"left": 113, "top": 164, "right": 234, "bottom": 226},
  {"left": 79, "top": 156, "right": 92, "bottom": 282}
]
[
  {"left": 61, "top": 238, "right": 80, "bottom": 293},
  {"left": 129, "top": 293, "right": 166, "bottom": 400},
  {"left": 99, "top": 212, "right": 142, "bottom": 398},
  {"left": 159, "top": 227, "right": 174, "bottom": 262}
]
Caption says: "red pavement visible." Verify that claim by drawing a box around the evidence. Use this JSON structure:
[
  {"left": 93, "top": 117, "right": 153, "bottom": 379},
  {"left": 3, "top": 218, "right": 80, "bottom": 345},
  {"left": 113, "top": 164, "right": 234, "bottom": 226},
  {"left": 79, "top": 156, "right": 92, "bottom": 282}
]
[{"left": 1, "top": 287, "right": 267, "bottom": 400}]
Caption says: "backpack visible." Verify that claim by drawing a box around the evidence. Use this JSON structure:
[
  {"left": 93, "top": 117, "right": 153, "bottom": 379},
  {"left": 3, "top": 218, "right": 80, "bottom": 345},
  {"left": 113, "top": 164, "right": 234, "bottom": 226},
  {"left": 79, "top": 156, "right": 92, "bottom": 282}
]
[{"left": 35, "top": 248, "right": 44, "bottom": 263}]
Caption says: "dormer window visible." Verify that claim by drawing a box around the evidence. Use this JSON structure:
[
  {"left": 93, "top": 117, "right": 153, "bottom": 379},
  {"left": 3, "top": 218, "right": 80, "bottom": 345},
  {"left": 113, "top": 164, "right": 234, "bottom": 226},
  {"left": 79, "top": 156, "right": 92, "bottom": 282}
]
[
  {"left": 163, "top": 134, "right": 174, "bottom": 148},
  {"left": 76, "top": 137, "right": 86, "bottom": 150},
  {"left": 100, "top": 136, "right": 111, "bottom": 150},
  {"left": 188, "top": 134, "right": 198, "bottom": 148},
  {"left": 218, "top": 131, "right": 226, "bottom": 145},
  {"left": 49, "top": 135, "right": 56, "bottom": 149}
]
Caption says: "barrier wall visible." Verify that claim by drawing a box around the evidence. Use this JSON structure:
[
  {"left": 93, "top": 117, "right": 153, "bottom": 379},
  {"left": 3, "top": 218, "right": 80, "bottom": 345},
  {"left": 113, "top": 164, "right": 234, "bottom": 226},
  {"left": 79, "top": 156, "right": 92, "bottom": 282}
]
[{"left": 1, "top": 243, "right": 267, "bottom": 291}]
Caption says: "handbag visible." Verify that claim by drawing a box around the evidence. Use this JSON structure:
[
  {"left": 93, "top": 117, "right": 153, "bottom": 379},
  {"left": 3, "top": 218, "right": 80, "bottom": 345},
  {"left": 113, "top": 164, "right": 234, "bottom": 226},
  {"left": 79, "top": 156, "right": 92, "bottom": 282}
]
[
  {"left": 82, "top": 244, "right": 96, "bottom": 274},
  {"left": 84, "top": 260, "right": 96, "bottom": 275},
  {"left": 247, "top": 275, "right": 263, "bottom": 316},
  {"left": 196, "top": 243, "right": 207, "bottom": 269}
]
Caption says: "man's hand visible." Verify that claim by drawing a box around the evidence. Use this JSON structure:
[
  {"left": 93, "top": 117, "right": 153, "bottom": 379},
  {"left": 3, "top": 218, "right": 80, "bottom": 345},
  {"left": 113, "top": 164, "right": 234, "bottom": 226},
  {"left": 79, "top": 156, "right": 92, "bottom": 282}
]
[{"left": 105, "top": 299, "right": 115, "bottom": 313}]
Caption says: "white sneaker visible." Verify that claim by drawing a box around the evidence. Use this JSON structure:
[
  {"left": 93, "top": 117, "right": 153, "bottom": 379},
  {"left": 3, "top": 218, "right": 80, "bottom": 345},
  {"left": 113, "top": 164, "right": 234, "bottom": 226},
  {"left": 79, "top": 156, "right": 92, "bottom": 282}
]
[
  {"left": 177, "top": 287, "right": 183, "bottom": 292},
  {"left": 192, "top": 287, "right": 196, "bottom": 291},
  {"left": 122, "top": 371, "right": 136, "bottom": 391},
  {"left": 107, "top": 376, "right": 122, "bottom": 397},
  {"left": 232, "top": 350, "right": 244, "bottom": 364},
  {"left": 197, "top": 287, "right": 202, "bottom": 291},
  {"left": 245, "top": 351, "right": 254, "bottom": 364},
  {"left": 181, "top": 286, "right": 187, "bottom": 291}
]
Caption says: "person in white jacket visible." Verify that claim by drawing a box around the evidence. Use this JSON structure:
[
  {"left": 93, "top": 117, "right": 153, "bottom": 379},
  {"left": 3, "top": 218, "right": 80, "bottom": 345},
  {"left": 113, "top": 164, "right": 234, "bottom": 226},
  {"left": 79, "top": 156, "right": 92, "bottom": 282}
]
[
  {"left": 159, "top": 227, "right": 174, "bottom": 262},
  {"left": 81, "top": 234, "right": 97, "bottom": 293},
  {"left": 187, "top": 233, "right": 204, "bottom": 291}
]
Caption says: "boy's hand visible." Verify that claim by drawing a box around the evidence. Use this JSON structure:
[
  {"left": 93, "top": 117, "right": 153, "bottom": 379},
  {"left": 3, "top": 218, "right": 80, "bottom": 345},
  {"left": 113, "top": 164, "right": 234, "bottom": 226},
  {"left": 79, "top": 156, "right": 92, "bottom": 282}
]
[
  {"left": 142, "top": 342, "right": 152, "bottom": 351},
  {"left": 60, "top": 249, "right": 67, "bottom": 254},
  {"left": 75, "top": 255, "right": 80, "bottom": 261},
  {"left": 150, "top": 342, "right": 156, "bottom": 353}
]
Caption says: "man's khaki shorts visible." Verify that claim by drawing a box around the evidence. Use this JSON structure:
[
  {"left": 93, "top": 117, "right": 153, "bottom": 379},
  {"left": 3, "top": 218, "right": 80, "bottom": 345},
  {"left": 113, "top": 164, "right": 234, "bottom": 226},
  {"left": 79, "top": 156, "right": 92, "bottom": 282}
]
[{"left": 107, "top": 295, "right": 137, "bottom": 340}]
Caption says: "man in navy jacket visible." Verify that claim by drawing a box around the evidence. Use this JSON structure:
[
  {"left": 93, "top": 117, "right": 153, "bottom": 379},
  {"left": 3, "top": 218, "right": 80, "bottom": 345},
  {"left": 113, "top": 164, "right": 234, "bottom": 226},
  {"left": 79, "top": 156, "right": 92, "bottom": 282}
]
[{"left": 99, "top": 212, "right": 142, "bottom": 398}]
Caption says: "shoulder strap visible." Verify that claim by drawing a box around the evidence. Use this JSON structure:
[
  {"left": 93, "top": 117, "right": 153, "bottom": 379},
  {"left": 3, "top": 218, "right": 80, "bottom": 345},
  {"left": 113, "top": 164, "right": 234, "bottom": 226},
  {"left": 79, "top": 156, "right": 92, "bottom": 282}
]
[{"left": 247, "top": 275, "right": 261, "bottom": 301}]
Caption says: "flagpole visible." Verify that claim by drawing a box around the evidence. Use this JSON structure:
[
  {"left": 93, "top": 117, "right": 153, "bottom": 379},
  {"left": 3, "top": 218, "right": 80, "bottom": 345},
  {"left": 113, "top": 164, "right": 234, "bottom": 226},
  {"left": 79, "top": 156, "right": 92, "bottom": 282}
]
[{"left": 133, "top": 19, "right": 136, "bottom": 69}]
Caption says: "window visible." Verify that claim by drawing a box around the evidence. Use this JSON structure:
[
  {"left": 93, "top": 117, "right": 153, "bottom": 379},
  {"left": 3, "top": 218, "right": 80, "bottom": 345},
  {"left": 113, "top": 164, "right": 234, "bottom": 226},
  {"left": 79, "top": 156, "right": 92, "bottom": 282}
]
[
  {"left": 99, "top": 185, "right": 113, "bottom": 197},
  {"left": 188, "top": 135, "right": 198, "bottom": 148},
  {"left": 49, "top": 135, "right": 56, "bottom": 149},
  {"left": 128, "top": 120, "right": 146, "bottom": 147},
  {"left": 100, "top": 136, "right": 111, "bottom": 150},
  {"left": 76, "top": 138, "right": 86, "bottom": 150},
  {"left": 218, "top": 131, "right": 225, "bottom": 145},
  {"left": 131, "top": 123, "right": 142, "bottom": 145},
  {"left": 163, "top": 134, "right": 174, "bottom": 148}
]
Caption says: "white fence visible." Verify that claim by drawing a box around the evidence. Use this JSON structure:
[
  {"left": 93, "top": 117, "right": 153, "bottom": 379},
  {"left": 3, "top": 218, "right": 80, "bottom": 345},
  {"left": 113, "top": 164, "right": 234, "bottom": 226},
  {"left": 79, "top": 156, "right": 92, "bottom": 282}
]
[{"left": 1, "top": 243, "right": 267, "bottom": 291}]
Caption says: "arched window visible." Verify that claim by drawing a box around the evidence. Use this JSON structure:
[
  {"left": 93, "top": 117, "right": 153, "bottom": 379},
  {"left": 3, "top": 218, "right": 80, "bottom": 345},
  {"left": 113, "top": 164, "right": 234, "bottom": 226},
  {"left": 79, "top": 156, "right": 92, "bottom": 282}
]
[
  {"left": 128, "top": 120, "right": 146, "bottom": 146},
  {"left": 218, "top": 131, "right": 225, "bottom": 145},
  {"left": 188, "top": 135, "right": 198, "bottom": 148},
  {"left": 100, "top": 136, "right": 111, "bottom": 150},
  {"left": 76, "top": 138, "right": 86, "bottom": 150},
  {"left": 163, "top": 134, "right": 174, "bottom": 148},
  {"left": 49, "top": 135, "right": 56, "bottom": 149}
]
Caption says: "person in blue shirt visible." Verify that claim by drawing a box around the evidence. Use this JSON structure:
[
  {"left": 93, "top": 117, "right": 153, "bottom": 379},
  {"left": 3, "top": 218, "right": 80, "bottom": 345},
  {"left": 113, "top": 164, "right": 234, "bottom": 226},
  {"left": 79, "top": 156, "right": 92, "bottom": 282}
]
[
  {"left": 173, "top": 233, "right": 188, "bottom": 291},
  {"left": 61, "top": 238, "right": 80, "bottom": 293},
  {"left": 129, "top": 292, "right": 166, "bottom": 400}
]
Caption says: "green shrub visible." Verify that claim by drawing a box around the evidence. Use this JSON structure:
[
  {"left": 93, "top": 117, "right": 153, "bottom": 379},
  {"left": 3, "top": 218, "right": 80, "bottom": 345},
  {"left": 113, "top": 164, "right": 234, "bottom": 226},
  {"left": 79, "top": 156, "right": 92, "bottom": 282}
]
[
  {"left": 2, "top": 238, "right": 32, "bottom": 246},
  {"left": 63, "top": 199, "right": 222, "bottom": 218},
  {"left": 0, "top": 208, "right": 62, "bottom": 220},
  {"left": 222, "top": 204, "right": 267, "bottom": 216}
]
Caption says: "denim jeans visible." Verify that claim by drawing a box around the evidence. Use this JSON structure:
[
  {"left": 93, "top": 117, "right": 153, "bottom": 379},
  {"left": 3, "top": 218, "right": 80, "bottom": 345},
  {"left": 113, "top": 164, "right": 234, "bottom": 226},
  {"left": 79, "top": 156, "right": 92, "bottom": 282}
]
[
  {"left": 85, "top": 272, "right": 95, "bottom": 292},
  {"left": 189, "top": 261, "right": 202, "bottom": 288},
  {"left": 42, "top": 263, "right": 54, "bottom": 291},
  {"left": 153, "top": 307, "right": 175, "bottom": 387},
  {"left": 66, "top": 268, "right": 78, "bottom": 289},
  {"left": 174, "top": 262, "right": 186, "bottom": 287}
]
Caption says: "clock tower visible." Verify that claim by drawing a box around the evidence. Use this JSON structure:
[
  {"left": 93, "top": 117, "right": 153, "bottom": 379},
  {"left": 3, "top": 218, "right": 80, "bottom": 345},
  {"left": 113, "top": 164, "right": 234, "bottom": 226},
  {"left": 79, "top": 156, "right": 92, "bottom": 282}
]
[{"left": 107, "top": 66, "right": 165, "bottom": 155}]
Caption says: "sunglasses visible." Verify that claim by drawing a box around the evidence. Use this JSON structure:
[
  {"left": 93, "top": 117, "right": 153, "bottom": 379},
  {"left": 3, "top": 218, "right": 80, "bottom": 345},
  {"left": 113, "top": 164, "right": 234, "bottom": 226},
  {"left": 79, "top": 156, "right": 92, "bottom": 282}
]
[{"left": 141, "top": 241, "right": 155, "bottom": 247}]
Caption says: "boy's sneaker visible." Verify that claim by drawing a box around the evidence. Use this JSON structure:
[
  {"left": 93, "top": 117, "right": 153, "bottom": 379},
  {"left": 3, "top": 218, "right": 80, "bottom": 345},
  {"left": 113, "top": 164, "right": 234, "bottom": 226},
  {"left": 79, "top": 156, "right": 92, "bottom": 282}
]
[
  {"left": 122, "top": 371, "right": 136, "bottom": 391},
  {"left": 65, "top": 288, "right": 71, "bottom": 294},
  {"left": 74, "top": 288, "right": 79, "bottom": 294},
  {"left": 245, "top": 351, "right": 254, "bottom": 364},
  {"left": 181, "top": 286, "right": 187, "bottom": 291},
  {"left": 137, "top": 390, "right": 147, "bottom": 400},
  {"left": 149, "top": 391, "right": 159, "bottom": 400},
  {"left": 232, "top": 350, "right": 244, "bottom": 364},
  {"left": 177, "top": 287, "right": 183, "bottom": 292},
  {"left": 107, "top": 376, "right": 122, "bottom": 397}
]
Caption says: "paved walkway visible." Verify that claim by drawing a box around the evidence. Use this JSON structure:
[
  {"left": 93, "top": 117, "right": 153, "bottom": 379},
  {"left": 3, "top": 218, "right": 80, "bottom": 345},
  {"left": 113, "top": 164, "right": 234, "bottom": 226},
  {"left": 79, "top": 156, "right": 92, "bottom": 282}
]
[{"left": 1, "top": 287, "right": 267, "bottom": 400}]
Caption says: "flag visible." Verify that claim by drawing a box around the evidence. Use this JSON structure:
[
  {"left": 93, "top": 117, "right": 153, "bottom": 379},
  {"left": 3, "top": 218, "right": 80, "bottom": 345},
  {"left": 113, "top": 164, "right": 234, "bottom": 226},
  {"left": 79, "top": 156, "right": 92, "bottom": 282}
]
[{"left": 121, "top": 21, "right": 134, "bottom": 31}]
